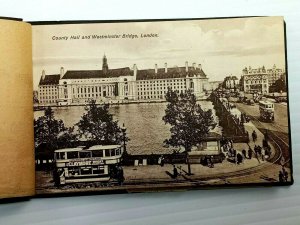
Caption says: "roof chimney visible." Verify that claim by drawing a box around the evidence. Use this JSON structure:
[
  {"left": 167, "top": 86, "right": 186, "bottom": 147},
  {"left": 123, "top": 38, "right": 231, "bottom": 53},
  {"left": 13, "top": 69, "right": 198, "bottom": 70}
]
[
  {"left": 155, "top": 64, "right": 158, "bottom": 74},
  {"left": 193, "top": 63, "right": 196, "bottom": 70},
  {"left": 164, "top": 63, "right": 168, "bottom": 73},
  {"left": 198, "top": 64, "right": 202, "bottom": 71},
  {"left": 185, "top": 61, "right": 188, "bottom": 72},
  {"left": 42, "top": 70, "right": 45, "bottom": 80},
  {"left": 60, "top": 67, "right": 64, "bottom": 79}
]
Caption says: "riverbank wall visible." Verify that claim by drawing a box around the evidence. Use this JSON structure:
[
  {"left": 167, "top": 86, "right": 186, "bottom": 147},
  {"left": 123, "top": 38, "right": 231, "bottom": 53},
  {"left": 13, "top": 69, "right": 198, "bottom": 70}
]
[{"left": 210, "top": 93, "right": 249, "bottom": 143}]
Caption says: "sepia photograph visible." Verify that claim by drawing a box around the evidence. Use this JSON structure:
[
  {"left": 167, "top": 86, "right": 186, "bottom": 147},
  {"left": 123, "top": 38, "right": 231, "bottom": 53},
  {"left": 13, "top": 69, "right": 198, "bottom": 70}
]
[{"left": 32, "top": 16, "right": 292, "bottom": 194}]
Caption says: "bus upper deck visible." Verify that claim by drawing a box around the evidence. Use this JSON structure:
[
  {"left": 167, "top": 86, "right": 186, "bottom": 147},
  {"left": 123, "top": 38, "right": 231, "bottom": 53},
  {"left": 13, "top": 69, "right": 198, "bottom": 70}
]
[
  {"left": 259, "top": 101, "right": 274, "bottom": 110},
  {"left": 54, "top": 145, "right": 123, "bottom": 162},
  {"left": 53, "top": 145, "right": 123, "bottom": 185}
]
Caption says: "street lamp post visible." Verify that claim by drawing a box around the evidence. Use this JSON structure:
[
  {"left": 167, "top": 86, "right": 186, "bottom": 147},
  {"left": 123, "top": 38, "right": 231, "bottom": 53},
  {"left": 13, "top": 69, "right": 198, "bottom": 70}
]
[
  {"left": 121, "top": 123, "right": 127, "bottom": 155},
  {"left": 187, "top": 155, "right": 192, "bottom": 175}
]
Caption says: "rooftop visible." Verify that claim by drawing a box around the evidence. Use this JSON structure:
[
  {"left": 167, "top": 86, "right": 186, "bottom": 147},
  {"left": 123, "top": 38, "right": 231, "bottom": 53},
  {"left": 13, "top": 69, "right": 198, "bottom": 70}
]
[
  {"left": 39, "top": 65, "right": 208, "bottom": 83},
  {"left": 39, "top": 74, "right": 60, "bottom": 85},
  {"left": 54, "top": 147, "right": 84, "bottom": 153},
  {"left": 136, "top": 66, "right": 207, "bottom": 80},
  {"left": 88, "top": 145, "right": 122, "bottom": 150},
  {"left": 61, "top": 67, "right": 133, "bottom": 79}
]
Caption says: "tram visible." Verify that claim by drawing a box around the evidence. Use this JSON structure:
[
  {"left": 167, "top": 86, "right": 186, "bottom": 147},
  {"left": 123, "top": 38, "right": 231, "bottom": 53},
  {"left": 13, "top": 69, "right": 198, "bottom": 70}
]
[
  {"left": 259, "top": 100, "right": 274, "bottom": 122},
  {"left": 53, "top": 145, "right": 123, "bottom": 186}
]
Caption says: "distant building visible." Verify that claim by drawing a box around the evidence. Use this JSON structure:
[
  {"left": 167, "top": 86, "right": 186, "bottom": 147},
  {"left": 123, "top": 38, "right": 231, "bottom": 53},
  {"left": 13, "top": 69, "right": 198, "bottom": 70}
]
[
  {"left": 267, "top": 64, "right": 285, "bottom": 86},
  {"left": 38, "top": 55, "right": 209, "bottom": 105},
  {"left": 240, "top": 66, "right": 269, "bottom": 94},
  {"left": 38, "top": 70, "right": 60, "bottom": 104},
  {"left": 223, "top": 76, "right": 239, "bottom": 91},
  {"left": 240, "top": 65, "right": 285, "bottom": 94},
  {"left": 33, "top": 90, "right": 39, "bottom": 104}
]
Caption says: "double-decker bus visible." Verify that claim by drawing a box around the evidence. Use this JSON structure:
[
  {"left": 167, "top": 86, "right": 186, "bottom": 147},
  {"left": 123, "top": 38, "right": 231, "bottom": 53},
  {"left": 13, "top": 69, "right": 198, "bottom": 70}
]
[
  {"left": 259, "top": 101, "right": 274, "bottom": 122},
  {"left": 53, "top": 145, "right": 123, "bottom": 186}
]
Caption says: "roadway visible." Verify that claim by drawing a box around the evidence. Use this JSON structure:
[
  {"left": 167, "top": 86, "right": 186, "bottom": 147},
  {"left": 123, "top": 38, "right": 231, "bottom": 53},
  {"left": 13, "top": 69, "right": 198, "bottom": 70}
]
[{"left": 235, "top": 101, "right": 291, "bottom": 165}]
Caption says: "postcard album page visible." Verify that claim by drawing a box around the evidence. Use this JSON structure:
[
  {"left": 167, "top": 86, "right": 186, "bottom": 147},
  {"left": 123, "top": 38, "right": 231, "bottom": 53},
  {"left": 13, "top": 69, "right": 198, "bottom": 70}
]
[{"left": 32, "top": 17, "right": 292, "bottom": 195}]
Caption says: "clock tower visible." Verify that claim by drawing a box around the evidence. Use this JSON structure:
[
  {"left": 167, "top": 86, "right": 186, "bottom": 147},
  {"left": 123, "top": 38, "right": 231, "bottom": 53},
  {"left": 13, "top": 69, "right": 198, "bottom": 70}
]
[{"left": 102, "top": 54, "right": 109, "bottom": 74}]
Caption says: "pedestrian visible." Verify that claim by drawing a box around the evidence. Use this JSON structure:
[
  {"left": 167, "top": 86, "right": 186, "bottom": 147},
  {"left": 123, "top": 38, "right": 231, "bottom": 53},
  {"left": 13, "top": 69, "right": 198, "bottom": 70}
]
[
  {"left": 267, "top": 145, "right": 272, "bottom": 156},
  {"left": 254, "top": 145, "right": 258, "bottom": 155},
  {"left": 264, "top": 130, "right": 269, "bottom": 142},
  {"left": 265, "top": 145, "right": 271, "bottom": 157},
  {"left": 262, "top": 138, "right": 267, "bottom": 148},
  {"left": 230, "top": 139, "right": 233, "bottom": 148},
  {"left": 160, "top": 155, "right": 165, "bottom": 167},
  {"left": 117, "top": 166, "right": 124, "bottom": 185},
  {"left": 158, "top": 155, "right": 162, "bottom": 165},
  {"left": 248, "top": 147, "right": 252, "bottom": 159},
  {"left": 257, "top": 145, "right": 262, "bottom": 156},
  {"left": 237, "top": 153, "right": 243, "bottom": 164},
  {"left": 223, "top": 144, "right": 227, "bottom": 152},
  {"left": 253, "top": 145, "right": 260, "bottom": 163},
  {"left": 240, "top": 119, "right": 243, "bottom": 126},
  {"left": 242, "top": 149, "right": 247, "bottom": 159},
  {"left": 209, "top": 156, "right": 214, "bottom": 168},
  {"left": 261, "top": 148, "right": 265, "bottom": 161},
  {"left": 206, "top": 156, "right": 212, "bottom": 167},
  {"left": 207, "top": 157, "right": 211, "bottom": 167},
  {"left": 173, "top": 165, "right": 178, "bottom": 179},
  {"left": 252, "top": 130, "right": 257, "bottom": 142},
  {"left": 282, "top": 167, "right": 288, "bottom": 182},
  {"left": 265, "top": 147, "right": 269, "bottom": 158},
  {"left": 178, "top": 166, "right": 182, "bottom": 176},
  {"left": 279, "top": 171, "right": 284, "bottom": 183},
  {"left": 230, "top": 148, "right": 235, "bottom": 158}
]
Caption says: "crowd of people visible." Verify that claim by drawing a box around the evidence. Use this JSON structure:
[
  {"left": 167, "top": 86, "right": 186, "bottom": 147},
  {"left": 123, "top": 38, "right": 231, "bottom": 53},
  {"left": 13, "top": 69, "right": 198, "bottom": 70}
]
[
  {"left": 279, "top": 166, "right": 289, "bottom": 183},
  {"left": 221, "top": 138, "right": 245, "bottom": 164},
  {"left": 159, "top": 127, "right": 288, "bottom": 183},
  {"left": 220, "top": 130, "right": 272, "bottom": 165}
]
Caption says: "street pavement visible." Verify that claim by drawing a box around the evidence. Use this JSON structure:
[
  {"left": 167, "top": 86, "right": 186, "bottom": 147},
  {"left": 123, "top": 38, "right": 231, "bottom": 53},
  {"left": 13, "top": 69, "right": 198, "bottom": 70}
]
[{"left": 122, "top": 116, "right": 284, "bottom": 185}]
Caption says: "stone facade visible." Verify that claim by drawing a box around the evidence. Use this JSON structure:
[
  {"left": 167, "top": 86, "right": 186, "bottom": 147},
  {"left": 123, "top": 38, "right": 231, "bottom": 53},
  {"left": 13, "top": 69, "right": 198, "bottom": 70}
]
[
  {"left": 240, "top": 65, "right": 285, "bottom": 94},
  {"left": 241, "top": 66, "right": 269, "bottom": 94},
  {"left": 38, "top": 56, "right": 209, "bottom": 105}
]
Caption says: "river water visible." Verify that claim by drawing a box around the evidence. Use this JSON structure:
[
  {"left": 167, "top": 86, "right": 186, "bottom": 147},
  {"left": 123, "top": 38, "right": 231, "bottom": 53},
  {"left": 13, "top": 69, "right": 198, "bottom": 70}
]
[{"left": 34, "top": 101, "right": 220, "bottom": 154}]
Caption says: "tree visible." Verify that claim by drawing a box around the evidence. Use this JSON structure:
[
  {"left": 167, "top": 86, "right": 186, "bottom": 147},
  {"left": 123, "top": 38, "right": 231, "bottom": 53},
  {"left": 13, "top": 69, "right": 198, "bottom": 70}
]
[
  {"left": 274, "top": 78, "right": 286, "bottom": 93},
  {"left": 163, "top": 88, "right": 216, "bottom": 152},
  {"left": 33, "top": 107, "right": 77, "bottom": 169},
  {"left": 76, "top": 99, "right": 127, "bottom": 145},
  {"left": 34, "top": 107, "right": 77, "bottom": 162}
]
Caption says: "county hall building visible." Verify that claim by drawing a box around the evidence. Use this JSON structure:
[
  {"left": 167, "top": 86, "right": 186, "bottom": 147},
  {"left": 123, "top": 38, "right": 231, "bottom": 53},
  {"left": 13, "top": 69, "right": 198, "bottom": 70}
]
[{"left": 38, "top": 55, "right": 209, "bottom": 105}]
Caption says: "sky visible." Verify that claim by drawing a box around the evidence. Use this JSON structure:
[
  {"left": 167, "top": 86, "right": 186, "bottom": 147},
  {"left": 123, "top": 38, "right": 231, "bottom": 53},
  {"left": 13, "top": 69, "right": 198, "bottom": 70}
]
[{"left": 32, "top": 16, "right": 286, "bottom": 90}]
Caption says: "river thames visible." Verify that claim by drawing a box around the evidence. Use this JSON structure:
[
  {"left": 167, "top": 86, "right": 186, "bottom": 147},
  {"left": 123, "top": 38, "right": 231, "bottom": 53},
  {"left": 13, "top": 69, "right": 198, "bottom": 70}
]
[{"left": 34, "top": 101, "right": 220, "bottom": 155}]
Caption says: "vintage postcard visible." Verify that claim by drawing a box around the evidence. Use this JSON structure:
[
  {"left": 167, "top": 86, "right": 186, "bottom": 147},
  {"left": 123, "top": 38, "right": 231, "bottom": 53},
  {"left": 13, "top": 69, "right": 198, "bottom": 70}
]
[{"left": 32, "top": 16, "right": 292, "bottom": 195}]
